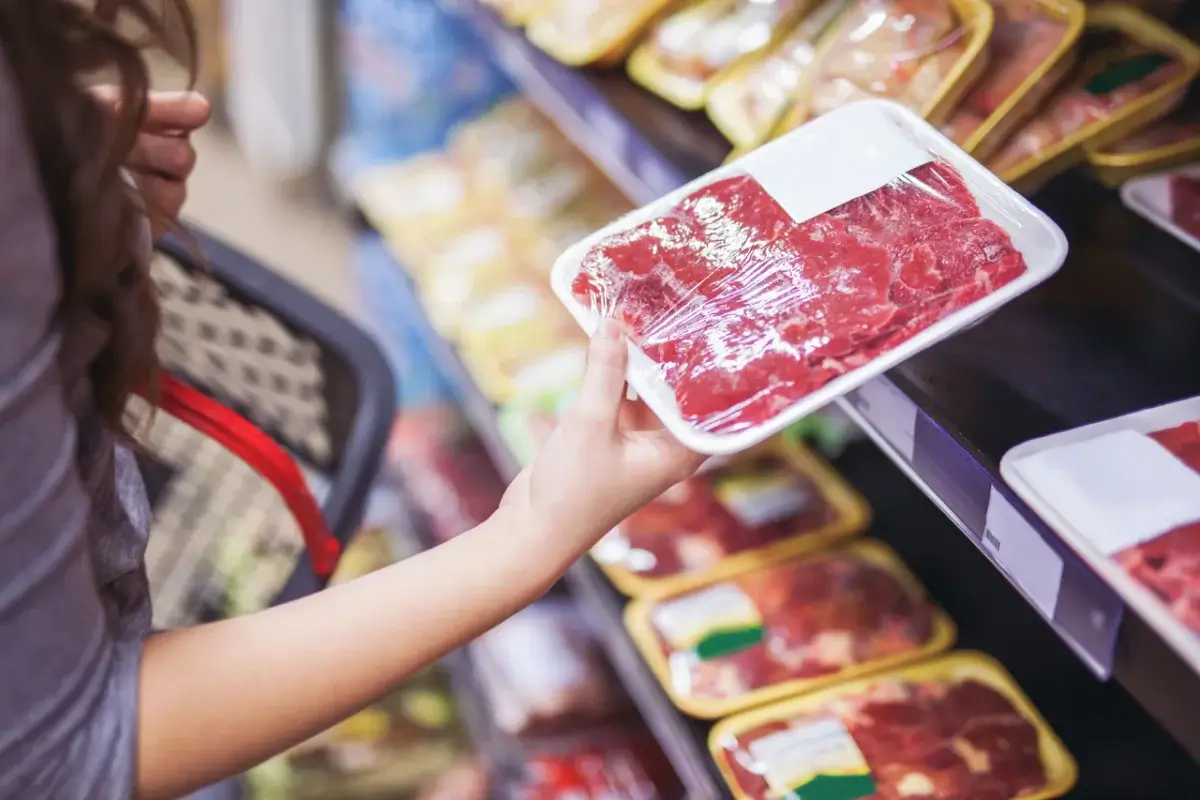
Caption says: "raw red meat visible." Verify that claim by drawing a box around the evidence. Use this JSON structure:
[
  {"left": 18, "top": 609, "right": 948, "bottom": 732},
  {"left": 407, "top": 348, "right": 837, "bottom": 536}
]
[
  {"left": 595, "top": 452, "right": 835, "bottom": 579},
  {"left": 572, "top": 160, "right": 1027, "bottom": 433},
  {"left": 718, "top": 677, "right": 1050, "bottom": 799},
  {"left": 649, "top": 551, "right": 938, "bottom": 702},
  {"left": 1112, "top": 421, "right": 1200, "bottom": 634},
  {"left": 1169, "top": 174, "right": 1200, "bottom": 240},
  {"left": 515, "top": 731, "right": 680, "bottom": 800}
]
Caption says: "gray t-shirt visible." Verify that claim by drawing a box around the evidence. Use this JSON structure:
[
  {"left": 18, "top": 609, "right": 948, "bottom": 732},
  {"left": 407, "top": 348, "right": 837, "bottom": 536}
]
[{"left": 0, "top": 50, "right": 150, "bottom": 798}]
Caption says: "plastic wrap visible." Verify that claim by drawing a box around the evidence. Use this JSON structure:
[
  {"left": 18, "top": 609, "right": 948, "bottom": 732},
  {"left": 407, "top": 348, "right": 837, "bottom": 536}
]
[
  {"left": 1002, "top": 396, "right": 1200, "bottom": 660},
  {"left": 551, "top": 100, "right": 1067, "bottom": 455},
  {"left": 627, "top": 0, "right": 821, "bottom": 110},
  {"left": 1087, "top": 91, "right": 1200, "bottom": 185},
  {"left": 592, "top": 437, "right": 868, "bottom": 595},
  {"left": 460, "top": 302, "right": 588, "bottom": 404},
  {"left": 626, "top": 540, "right": 954, "bottom": 718},
  {"left": 525, "top": 0, "right": 678, "bottom": 66},
  {"left": 709, "top": 652, "right": 1077, "bottom": 800},
  {"left": 987, "top": 4, "right": 1200, "bottom": 191},
  {"left": 772, "top": 0, "right": 993, "bottom": 134},
  {"left": 450, "top": 99, "right": 577, "bottom": 197},
  {"left": 941, "top": 0, "right": 1084, "bottom": 160},
  {"left": 471, "top": 601, "right": 630, "bottom": 737},
  {"left": 705, "top": 0, "right": 851, "bottom": 148}
]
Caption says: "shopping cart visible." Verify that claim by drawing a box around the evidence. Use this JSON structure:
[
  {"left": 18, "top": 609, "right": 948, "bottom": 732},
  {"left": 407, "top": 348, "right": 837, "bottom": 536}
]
[{"left": 139, "top": 227, "right": 395, "bottom": 628}]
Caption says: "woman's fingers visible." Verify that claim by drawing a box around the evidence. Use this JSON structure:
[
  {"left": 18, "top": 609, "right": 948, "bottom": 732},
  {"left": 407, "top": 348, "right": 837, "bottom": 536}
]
[
  {"left": 142, "top": 91, "right": 211, "bottom": 134},
  {"left": 129, "top": 133, "right": 196, "bottom": 179},
  {"left": 567, "top": 320, "right": 629, "bottom": 428}
]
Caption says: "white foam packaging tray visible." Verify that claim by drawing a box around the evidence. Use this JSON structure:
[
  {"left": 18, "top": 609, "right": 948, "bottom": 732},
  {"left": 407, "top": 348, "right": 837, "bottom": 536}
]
[
  {"left": 1001, "top": 396, "right": 1200, "bottom": 671},
  {"left": 1121, "top": 168, "right": 1200, "bottom": 254},
  {"left": 550, "top": 100, "right": 1070, "bottom": 455}
]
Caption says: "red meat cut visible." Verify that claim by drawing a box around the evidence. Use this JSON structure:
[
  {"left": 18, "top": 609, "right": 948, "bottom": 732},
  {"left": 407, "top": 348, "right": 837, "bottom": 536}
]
[
  {"left": 650, "top": 552, "right": 938, "bottom": 702},
  {"left": 1113, "top": 420, "right": 1200, "bottom": 634},
  {"left": 572, "top": 160, "right": 1027, "bottom": 433},
  {"left": 1170, "top": 174, "right": 1200, "bottom": 241},
  {"left": 718, "top": 677, "right": 1049, "bottom": 799}
]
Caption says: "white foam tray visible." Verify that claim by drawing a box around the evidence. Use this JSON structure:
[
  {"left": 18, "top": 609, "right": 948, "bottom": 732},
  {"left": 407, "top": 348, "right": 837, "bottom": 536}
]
[{"left": 1121, "top": 168, "right": 1200, "bottom": 255}]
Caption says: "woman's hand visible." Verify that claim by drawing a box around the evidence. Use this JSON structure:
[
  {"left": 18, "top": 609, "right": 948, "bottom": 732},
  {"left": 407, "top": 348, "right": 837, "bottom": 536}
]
[
  {"left": 503, "top": 320, "right": 706, "bottom": 551},
  {"left": 91, "top": 87, "right": 211, "bottom": 238}
]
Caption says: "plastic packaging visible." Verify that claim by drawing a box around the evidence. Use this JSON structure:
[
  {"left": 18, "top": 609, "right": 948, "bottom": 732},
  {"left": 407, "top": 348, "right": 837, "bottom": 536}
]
[
  {"left": 709, "top": 651, "right": 1077, "bottom": 800},
  {"left": 987, "top": 4, "right": 1200, "bottom": 192},
  {"left": 459, "top": 304, "right": 588, "bottom": 404},
  {"left": 498, "top": 386, "right": 578, "bottom": 467},
  {"left": 705, "top": 0, "right": 851, "bottom": 148},
  {"left": 525, "top": 0, "right": 679, "bottom": 66},
  {"left": 942, "top": 0, "right": 1085, "bottom": 162},
  {"left": 1087, "top": 92, "right": 1200, "bottom": 186},
  {"left": 1122, "top": 167, "right": 1200, "bottom": 251},
  {"left": 513, "top": 731, "right": 681, "bottom": 800},
  {"left": 627, "top": 0, "right": 822, "bottom": 110},
  {"left": 551, "top": 100, "right": 1068, "bottom": 456},
  {"left": 471, "top": 601, "right": 630, "bottom": 736},
  {"left": 771, "top": 0, "right": 994, "bottom": 134},
  {"left": 592, "top": 437, "right": 869, "bottom": 596},
  {"left": 1001, "top": 396, "right": 1200, "bottom": 669},
  {"left": 625, "top": 539, "right": 955, "bottom": 718}
]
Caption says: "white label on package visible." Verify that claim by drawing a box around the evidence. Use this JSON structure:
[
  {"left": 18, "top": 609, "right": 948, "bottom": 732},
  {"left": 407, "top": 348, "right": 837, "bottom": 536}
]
[
  {"left": 748, "top": 715, "right": 875, "bottom": 799},
  {"left": 984, "top": 487, "right": 1064, "bottom": 618},
  {"left": 485, "top": 609, "right": 589, "bottom": 695},
  {"left": 743, "top": 106, "right": 932, "bottom": 227},
  {"left": 1014, "top": 429, "right": 1200, "bottom": 555},
  {"left": 850, "top": 378, "right": 918, "bottom": 462},
  {"left": 651, "top": 583, "right": 761, "bottom": 652}
]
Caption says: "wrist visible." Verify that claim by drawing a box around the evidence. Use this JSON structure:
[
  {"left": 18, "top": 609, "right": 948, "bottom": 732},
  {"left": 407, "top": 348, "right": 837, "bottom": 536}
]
[{"left": 487, "top": 498, "right": 599, "bottom": 590}]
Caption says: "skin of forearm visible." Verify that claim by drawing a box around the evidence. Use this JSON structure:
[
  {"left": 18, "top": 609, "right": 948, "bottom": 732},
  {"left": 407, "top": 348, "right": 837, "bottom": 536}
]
[{"left": 136, "top": 501, "right": 573, "bottom": 799}]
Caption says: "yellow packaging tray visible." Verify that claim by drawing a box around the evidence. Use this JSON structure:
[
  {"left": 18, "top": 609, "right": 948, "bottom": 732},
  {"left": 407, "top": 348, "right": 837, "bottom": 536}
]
[
  {"left": 624, "top": 538, "right": 955, "bottom": 719},
  {"left": 1086, "top": 100, "right": 1200, "bottom": 186},
  {"left": 627, "top": 0, "right": 821, "bottom": 110},
  {"left": 709, "top": 650, "right": 1077, "bottom": 800},
  {"left": 459, "top": 308, "right": 586, "bottom": 404},
  {"left": 771, "top": 0, "right": 994, "bottom": 137},
  {"left": 596, "top": 435, "right": 870, "bottom": 597},
  {"left": 479, "top": 0, "right": 553, "bottom": 25},
  {"left": 992, "top": 4, "right": 1200, "bottom": 194},
  {"left": 959, "top": 0, "right": 1086, "bottom": 162},
  {"left": 526, "top": 0, "right": 691, "bottom": 66},
  {"left": 704, "top": 0, "right": 850, "bottom": 149}
]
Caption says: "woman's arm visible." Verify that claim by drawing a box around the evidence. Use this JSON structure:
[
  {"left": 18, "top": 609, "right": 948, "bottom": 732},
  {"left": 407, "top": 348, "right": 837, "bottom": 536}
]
[{"left": 138, "top": 322, "right": 704, "bottom": 799}]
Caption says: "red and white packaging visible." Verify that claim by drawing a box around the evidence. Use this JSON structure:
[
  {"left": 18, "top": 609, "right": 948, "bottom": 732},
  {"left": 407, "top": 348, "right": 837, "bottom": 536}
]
[
  {"left": 1002, "top": 396, "right": 1200, "bottom": 669},
  {"left": 1121, "top": 167, "right": 1200, "bottom": 253},
  {"left": 551, "top": 100, "right": 1068, "bottom": 455}
]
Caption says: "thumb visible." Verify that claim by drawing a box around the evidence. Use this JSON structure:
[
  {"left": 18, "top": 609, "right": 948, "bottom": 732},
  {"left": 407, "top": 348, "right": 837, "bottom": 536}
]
[
  {"left": 143, "top": 91, "right": 211, "bottom": 134},
  {"left": 568, "top": 319, "right": 629, "bottom": 427}
]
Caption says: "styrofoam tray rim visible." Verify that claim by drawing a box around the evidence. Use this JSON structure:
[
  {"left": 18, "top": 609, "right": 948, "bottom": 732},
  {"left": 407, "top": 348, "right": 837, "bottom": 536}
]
[{"left": 1121, "top": 171, "right": 1200, "bottom": 255}]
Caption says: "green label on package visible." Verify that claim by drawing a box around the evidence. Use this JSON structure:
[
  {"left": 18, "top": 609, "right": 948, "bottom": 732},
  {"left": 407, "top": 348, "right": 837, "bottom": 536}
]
[
  {"left": 1086, "top": 53, "right": 1171, "bottom": 96},
  {"left": 652, "top": 584, "right": 764, "bottom": 660},
  {"left": 748, "top": 715, "right": 876, "bottom": 800}
]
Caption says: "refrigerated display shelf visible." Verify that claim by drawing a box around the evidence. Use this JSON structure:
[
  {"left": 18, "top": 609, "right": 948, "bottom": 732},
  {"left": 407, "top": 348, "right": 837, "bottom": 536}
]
[{"left": 417, "top": 0, "right": 1200, "bottom": 758}]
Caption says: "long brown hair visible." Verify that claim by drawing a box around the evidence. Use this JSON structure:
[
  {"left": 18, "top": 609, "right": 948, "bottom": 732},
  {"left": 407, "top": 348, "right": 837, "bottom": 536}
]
[{"left": 0, "top": 0, "right": 195, "bottom": 432}]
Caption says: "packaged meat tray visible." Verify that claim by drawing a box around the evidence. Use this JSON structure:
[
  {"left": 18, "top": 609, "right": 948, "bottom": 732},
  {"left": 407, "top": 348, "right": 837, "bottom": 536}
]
[
  {"left": 499, "top": 386, "right": 577, "bottom": 467},
  {"left": 525, "top": 0, "right": 678, "bottom": 66},
  {"left": 1087, "top": 90, "right": 1200, "bottom": 185},
  {"left": 513, "top": 730, "right": 681, "bottom": 800},
  {"left": 471, "top": 601, "right": 631, "bottom": 737},
  {"left": 709, "top": 651, "right": 1076, "bottom": 800},
  {"left": 625, "top": 539, "right": 955, "bottom": 718},
  {"left": 941, "top": 0, "right": 1085, "bottom": 162},
  {"left": 461, "top": 323, "right": 588, "bottom": 404},
  {"left": 705, "top": 0, "right": 851, "bottom": 149},
  {"left": 1001, "top": 395, "right": 1200, "bottom": 672},
  {"left": 771, "top": 0, "right": 994, "bottom": 135},
  {"left": 551, "top": 100, "right": 1068, "bottom": 455},
  {"left": 1121, "top": 167, "right": 1200, "bottom": 251},
  {"left": 592, "top": 436, "right": 869, "bottom": 596},
  {"left": 627, "top": 0, "right": 821, "bottom": 110},
  {"left": 986, "top": 3, "right": 1200, "bottom": 192}
]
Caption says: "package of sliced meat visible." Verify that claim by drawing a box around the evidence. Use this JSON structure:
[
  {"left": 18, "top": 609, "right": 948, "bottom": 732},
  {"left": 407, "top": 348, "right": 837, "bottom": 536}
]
[
  {"left": 769, "top": 0, "right": 994, "bottom": 136},
  {"left": 942, "top": 0, "right": 1085, "bottom": 161},
  {"left": 709, "top": 651, "right": 1077, "bottom": 800},
  {"left": 987, "top": 4, "right": 1200, "bottom": 192},
  {"left": 625, "top": 539, "right": 955, "bottom": 717},
  {"left": 627, "top": 0, "right": 822, "bottom": 110},
  {"left": 1122, "top": 166, "right": 1200, "bottom": 250},
  {"left": 1088, "top": 86, "right": 1200, "bottom": 186},
  {"left": 1002, "top": 395, "right": 1200, "bottom": 671},
  {"left": 705, "top": 0, "right": 850, "bottom": 148},
  {"left": 551, "top": 100, "right": 1068, "bottom": 455},
  {"left": 525, "top": 0, "right": 679, "bottom": 66},
  {"left": 593, "top": 436, "right": 869, "bottom": 596}
]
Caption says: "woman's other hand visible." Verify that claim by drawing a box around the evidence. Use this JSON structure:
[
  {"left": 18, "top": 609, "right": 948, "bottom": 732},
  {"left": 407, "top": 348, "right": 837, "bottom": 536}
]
[
  {"left": 504, "top": 320, "right": 706, "bottom": 551},
  {"left": 92, "top": 87, "right": 211, "bottom": 238}
]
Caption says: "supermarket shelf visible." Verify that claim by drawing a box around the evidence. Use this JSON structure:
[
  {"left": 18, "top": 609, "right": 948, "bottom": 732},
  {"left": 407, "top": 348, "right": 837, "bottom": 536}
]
[{"left": 411, "top": 1, "right": 1200, "bottom": 755}]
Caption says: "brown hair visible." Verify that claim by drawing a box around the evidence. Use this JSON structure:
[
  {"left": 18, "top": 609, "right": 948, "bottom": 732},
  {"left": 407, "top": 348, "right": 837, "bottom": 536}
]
[{"left": 0, "top": 0, "right": 195, "bottom": 432}]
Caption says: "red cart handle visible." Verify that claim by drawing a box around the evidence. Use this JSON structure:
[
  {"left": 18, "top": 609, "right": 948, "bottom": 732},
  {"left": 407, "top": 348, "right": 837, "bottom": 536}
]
[{"left": 144, "top": 374, "right": 342, "bottom": 578}]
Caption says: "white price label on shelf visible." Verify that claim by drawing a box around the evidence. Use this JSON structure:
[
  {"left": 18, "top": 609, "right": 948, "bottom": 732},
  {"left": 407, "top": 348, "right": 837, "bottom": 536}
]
[
  {"left": 849, "top": 378, "right": 917, "bottom": 462},
  {"left": 983, "top": 487, "right": 1064, "bottom": 619}
]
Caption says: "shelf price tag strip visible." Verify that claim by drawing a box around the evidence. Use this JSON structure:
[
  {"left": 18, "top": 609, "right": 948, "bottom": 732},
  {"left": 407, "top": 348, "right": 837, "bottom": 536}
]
[
  {"left": 437, "top": 0, "right": 687, "bottom": 204},
  {"left": 839, "top": 377, "right": 1124, "bottom": 678}
]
